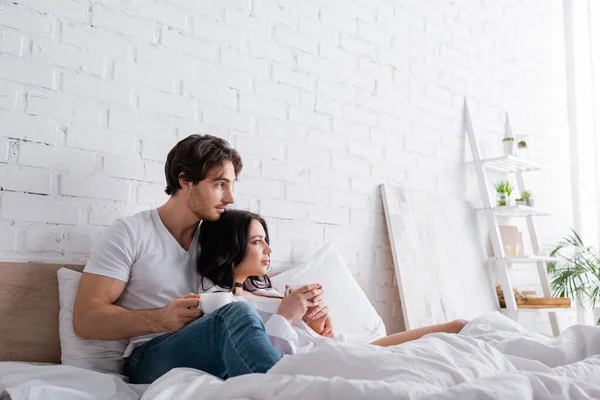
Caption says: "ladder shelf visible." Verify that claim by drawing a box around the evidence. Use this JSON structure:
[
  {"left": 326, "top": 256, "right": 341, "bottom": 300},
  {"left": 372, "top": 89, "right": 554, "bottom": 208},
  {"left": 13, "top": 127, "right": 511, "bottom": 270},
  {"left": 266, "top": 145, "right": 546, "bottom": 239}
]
[{"left": 464, "top": 98, "right": 561, "bottom": 336}]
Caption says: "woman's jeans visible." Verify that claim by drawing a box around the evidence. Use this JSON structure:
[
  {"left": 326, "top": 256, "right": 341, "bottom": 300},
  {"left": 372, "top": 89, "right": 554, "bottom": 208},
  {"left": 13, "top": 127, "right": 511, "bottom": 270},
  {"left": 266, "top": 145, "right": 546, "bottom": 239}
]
[{"left": 124, "top": 302, "right": 281, "bottom": 384}]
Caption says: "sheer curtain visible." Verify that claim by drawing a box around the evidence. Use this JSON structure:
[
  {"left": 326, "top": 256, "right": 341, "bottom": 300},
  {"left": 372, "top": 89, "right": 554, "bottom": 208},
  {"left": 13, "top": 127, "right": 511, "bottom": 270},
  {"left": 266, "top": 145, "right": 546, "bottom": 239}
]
[
  {"left": 591, "top": 2, "right": 600, "bottom": 248},
  {"left": 564, "top": 0, "right": 600, "bottom": 248}
]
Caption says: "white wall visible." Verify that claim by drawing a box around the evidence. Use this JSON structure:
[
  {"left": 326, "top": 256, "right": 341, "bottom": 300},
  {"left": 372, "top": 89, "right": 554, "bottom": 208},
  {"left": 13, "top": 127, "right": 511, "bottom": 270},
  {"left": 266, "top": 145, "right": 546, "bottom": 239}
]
[{"left": 0, "top": 0, "right": 572, "bottom": 333}]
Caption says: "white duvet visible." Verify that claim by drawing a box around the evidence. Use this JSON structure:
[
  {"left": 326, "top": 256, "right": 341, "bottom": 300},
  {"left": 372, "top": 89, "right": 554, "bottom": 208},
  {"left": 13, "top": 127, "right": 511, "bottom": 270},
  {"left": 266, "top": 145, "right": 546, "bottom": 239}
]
[{"left": 3, "top": 312, "right": 600, "bottom": 400}]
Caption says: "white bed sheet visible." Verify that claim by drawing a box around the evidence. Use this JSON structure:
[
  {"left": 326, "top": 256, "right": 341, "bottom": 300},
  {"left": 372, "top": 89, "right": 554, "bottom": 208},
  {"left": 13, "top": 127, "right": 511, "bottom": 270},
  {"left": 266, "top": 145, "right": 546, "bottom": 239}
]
[
  {"left": 4, "top": 312, "right": 600, "bottom": 400},
  {"left": 0, "top": 362, "right": 148, "bottom": 400},
  {"left": 143, "top": 312, "right": 600, "bottom": 400}
]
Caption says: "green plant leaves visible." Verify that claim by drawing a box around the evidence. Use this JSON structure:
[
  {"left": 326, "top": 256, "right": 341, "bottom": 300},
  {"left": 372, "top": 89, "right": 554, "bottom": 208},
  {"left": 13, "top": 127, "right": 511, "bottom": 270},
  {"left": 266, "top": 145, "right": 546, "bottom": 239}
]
[{"left": 547, "top": 228, "right": 600, "bottom": 309}]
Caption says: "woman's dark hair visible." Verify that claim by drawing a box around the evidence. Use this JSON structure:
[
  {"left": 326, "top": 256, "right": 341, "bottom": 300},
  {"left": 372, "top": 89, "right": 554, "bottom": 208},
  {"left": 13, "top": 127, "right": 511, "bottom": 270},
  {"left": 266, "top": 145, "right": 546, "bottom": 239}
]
[
  {"left": 197, "top": 209, "right": 272, "bottom": 292},
  {"left": 164, "top": 134, "right": 243, "bottom": 195}
]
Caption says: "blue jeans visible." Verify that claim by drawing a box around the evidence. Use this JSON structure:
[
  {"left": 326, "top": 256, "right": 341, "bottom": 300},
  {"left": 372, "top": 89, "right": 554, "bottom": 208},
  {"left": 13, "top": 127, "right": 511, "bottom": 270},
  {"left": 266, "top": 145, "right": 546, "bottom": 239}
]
[{"left": 124, "top": 302, "right": 281, "bottom": 384}]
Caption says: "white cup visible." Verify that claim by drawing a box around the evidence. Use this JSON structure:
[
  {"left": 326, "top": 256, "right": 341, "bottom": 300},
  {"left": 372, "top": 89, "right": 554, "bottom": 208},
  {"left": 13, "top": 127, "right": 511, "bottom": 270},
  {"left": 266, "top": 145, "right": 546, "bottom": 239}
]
[
  {"left": 285, "top": 284, "right": 311, "bottom": 296},
  {"left": 199, "top": 292, "right": 233, "bottom": 315},
  {"left": 505, "top": 244, "right": 519, "bottom": 257}
]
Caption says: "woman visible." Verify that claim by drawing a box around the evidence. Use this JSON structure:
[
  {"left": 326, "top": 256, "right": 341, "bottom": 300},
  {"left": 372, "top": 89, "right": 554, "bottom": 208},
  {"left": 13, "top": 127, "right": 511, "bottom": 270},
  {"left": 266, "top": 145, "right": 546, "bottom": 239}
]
[{"left": 197, "top": 209, "right": 468, "bottom": 356}]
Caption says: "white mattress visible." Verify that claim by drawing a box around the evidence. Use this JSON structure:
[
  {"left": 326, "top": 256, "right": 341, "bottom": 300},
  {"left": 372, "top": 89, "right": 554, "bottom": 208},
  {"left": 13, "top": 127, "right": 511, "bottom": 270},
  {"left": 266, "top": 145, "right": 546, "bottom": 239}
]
[{"left": 4, "top": 312, "right": 600, "bottom": 400}]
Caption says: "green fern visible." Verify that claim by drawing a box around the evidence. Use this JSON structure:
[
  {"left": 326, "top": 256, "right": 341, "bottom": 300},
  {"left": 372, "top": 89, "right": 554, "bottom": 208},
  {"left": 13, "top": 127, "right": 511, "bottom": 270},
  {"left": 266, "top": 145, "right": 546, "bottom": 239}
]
[
  {"left": 494, "top": 180, "right": 514, "bottom": 195},
  {"left": 494, "top": 181, "right": 506, "bottom": 193},
  {"left": 505, "top": 182, "right": 514, "bottom": 198},
  {"left": 547, "top": 229, "right": 600, "bottom": 322}
]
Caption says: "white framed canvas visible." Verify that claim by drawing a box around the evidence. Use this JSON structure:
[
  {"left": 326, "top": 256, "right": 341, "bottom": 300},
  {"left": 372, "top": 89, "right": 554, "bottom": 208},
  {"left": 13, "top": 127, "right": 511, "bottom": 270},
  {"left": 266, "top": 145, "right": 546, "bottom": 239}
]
[{"left": 381, "top": 184, "right": 498, "bottom": 330}]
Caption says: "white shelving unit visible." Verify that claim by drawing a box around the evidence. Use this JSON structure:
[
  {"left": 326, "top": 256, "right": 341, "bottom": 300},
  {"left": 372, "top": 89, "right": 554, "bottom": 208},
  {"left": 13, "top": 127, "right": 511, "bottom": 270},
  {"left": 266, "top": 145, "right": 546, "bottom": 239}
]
[
  {"left": 499, "top": 308, "right": 574, "bottom": 318},
  {"left": 475, "top": 205, "right": 551, "bottom": 217},
  {"left": 485, "top": 255, "right": 559, "bottom": 264},
  {"left": 464, "top": 99, "right": 564, "bottom": 336},
  {"left": 478, "top": 155, "right": 543, "bottom": 173}
]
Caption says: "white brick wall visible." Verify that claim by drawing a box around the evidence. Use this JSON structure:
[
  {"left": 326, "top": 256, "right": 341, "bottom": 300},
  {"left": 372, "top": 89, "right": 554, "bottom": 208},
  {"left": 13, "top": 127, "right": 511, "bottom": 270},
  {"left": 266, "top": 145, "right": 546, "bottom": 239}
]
[{"left": 0, "top": 0, "right": 572, "bottom": 334}]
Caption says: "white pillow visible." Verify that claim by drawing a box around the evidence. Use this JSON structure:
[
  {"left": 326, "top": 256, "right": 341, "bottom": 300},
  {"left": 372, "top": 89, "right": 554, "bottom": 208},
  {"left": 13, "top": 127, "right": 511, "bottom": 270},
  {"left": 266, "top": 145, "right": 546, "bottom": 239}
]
[
  {"left": 270, "top": 243, "right": 387, "bottom": 344},
  {"left": 57, "top": 268, "right": 128, "bottom": 377}
]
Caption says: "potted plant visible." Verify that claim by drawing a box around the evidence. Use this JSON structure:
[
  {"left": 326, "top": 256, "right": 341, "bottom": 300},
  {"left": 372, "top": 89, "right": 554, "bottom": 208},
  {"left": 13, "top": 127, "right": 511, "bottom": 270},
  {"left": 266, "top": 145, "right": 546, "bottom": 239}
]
[
  {"left": 503, "top": 137, "right": 516, "bottom": 156},
  {"left": 522, "top": 190, "right": 534, "bottom": 207},
  {"left": 505, "top": 183, "right": 514, "bottom": 206},
  {"left": 547, "top": 229, "right": 600, "bottom": 324},
  {"left": 515, "top": 134, "right": 529, "bottom": 158},
  {"left": 515, "top": 197, "right": 526, "bottom": 206},
  {"left": 494, "top": 181, "right": 506, "bottom": 206},
  {"left": 494, "top": 180, "right": 513, "bottom": 206}
]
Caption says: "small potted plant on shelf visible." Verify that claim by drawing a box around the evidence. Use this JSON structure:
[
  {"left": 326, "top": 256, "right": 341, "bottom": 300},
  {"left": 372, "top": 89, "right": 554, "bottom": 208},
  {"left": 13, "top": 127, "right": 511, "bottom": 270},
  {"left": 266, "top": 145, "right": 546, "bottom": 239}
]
[
  {"left": 494, "top": 180, "right": 513, "bottom": 206},
  {"left": 503, "top": 137, "right": 516, "bottom": 156},
  {"left": 494, "top": 181, "right": 507, "bottom": 206},
  {"left": 522, "top": 190, "right": 534, "bottom": 207},
  {"left": 505, "top": 183, "right": 514, "bottom": 206},
  {"left": 515, "top": 197, "right": 526, "bottom": 206},
  {"left": 516, "top": 134, "right": 529, "bottom": 158}
]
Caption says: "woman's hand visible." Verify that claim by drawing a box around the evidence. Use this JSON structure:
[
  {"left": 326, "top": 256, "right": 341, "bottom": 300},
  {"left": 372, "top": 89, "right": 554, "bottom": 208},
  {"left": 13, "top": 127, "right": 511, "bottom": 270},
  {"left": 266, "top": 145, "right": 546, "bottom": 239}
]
[
  {"left": 276, "top": 284, "right": 323, "bottom": 324},
  {"left": 305, "top": 312, "right": 335, "bottom": 338},
  {"left": 321, "top": 316, "right": 335, "bottom": 338},
  {"left": 303, "top": 296, "right": 335, "bottom": 338}
]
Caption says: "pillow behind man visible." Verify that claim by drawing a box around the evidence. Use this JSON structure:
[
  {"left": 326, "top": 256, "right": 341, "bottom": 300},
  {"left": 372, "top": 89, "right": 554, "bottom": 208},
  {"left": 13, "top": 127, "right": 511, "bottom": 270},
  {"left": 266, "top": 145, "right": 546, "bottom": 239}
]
[
  {"left": 270, "top": 243, "right": 387, "bottom": 344},
  {"left": 57, "top": 268, "right": 127, "bottom": 377}
]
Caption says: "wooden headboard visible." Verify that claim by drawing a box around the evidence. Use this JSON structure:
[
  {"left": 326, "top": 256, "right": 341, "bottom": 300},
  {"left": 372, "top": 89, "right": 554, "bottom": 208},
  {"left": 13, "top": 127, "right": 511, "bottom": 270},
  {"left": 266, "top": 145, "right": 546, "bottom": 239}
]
[{"left": 0, "top": 262, "right": 84, "bottom": 363}]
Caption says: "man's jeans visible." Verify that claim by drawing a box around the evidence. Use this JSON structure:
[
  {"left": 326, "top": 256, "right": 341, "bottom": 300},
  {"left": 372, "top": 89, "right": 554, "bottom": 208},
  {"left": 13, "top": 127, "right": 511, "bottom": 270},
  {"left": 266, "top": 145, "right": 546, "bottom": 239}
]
[{"left": 124, "top": 302, "right": 281, "bottom": 384}]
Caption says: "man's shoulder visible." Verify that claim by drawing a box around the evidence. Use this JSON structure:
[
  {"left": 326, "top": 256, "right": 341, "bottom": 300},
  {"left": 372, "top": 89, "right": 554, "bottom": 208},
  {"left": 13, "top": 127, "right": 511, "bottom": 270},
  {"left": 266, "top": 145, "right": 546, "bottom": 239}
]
[
  {"left": 88, "top": 209, "right": 160, "bottom": 266},
  {"left": 101, "top": 208, "right": 157, "bottom": 242},
  {"left": 121, "top": 208, "right": 155, "bottom": 226},
  {"left": 112, "top": 208, "right": 155, "bottom": 229}
]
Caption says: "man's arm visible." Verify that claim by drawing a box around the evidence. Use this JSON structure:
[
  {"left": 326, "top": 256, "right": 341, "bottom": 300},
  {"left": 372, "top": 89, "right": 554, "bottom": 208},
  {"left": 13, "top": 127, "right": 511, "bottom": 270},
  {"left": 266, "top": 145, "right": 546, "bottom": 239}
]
[
  {"left": 73, "top": 273, "right": 163, "bottom": 340},
  {"left": 73, "top": 273, "right": 202, "bottom": 340}
]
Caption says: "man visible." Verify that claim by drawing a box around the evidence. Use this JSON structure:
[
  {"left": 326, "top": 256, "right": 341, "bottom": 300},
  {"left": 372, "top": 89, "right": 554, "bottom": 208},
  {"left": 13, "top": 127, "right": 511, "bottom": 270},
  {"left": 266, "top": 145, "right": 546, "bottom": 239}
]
[{"left": 73, "top": 135, "right": 326, "bottom": 384}]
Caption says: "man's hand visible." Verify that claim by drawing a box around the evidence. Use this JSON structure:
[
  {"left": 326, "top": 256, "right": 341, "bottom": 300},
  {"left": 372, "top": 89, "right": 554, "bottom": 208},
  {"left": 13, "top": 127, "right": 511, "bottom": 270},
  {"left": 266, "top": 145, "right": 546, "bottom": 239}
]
[{"left": 157, "top": 293, "right": 203, "bottom": 333}]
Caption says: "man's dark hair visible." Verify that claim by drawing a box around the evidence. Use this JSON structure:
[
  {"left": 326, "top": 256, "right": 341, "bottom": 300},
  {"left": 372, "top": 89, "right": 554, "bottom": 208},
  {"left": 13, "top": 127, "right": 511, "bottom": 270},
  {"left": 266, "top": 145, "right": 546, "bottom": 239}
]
[
  {"left": 197, "top": 209, "right": 272, "bottom": 293},
  {"left": 164, "top": 134, "right": 242, "bottom": 195}
]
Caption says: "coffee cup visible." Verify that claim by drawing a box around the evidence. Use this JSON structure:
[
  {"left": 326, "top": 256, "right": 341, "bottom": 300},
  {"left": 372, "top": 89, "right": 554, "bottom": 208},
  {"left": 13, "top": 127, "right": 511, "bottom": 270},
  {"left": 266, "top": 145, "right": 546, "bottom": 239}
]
[
  {"left": 198, "top": 292, "right": 233, "bottom": 314},
  {"left": 285, "top": 284, "right": 310, "bottom": 296}
]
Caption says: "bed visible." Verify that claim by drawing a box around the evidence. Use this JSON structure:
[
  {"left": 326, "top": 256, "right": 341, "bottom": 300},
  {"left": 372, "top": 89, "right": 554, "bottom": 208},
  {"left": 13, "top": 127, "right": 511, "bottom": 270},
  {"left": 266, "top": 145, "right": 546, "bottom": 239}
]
[
  {"left": 0, "top": 262, "right": 146, "bottom": 400},
  {"left": 3, "top": 261, "right": 600, "bottom": 400},
  {"left": 142, "top": 314, "right": 600, "bottom": 400},
  {"left": 0, "top": 262, "right": 84, "bottom": 364}
]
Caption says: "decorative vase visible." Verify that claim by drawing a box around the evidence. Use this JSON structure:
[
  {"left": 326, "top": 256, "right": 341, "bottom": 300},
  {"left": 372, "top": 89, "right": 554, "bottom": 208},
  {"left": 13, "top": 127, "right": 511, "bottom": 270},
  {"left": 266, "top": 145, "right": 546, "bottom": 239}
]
[
  {"left": 526, "top": 198, "right": 535, "bottom": 207},
  {"left": 504, "top": 141, "right": 516, "bottom": 156}
]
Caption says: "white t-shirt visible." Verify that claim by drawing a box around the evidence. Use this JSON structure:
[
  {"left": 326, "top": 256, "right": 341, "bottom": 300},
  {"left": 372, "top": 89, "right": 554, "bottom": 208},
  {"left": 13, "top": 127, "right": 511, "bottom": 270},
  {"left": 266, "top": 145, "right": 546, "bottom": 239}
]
[{"left": 84, "top": 208, "right": 203, "bottom": 357}]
